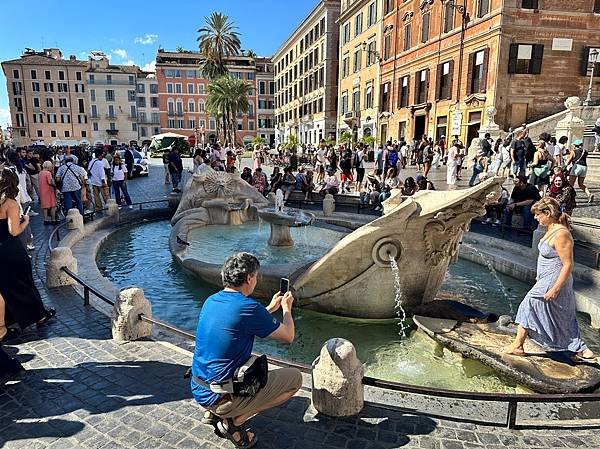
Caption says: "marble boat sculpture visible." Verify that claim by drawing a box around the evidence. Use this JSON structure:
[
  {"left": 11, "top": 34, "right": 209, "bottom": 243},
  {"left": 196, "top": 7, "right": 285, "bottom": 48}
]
[{"left": 170, "top": 167, "right": 503, "bottom": 319}]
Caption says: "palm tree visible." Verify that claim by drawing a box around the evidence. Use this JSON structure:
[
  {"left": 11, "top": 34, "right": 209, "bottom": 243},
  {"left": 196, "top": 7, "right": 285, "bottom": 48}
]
[
  {"left": 246, "top": 50, "right": 257, "bottom": 60},
  {"left": 206, "top": 75, "right": 253, "bottom": 145},
  {"left": 197, "top": 12, "right": 241, "bottom": 79}
]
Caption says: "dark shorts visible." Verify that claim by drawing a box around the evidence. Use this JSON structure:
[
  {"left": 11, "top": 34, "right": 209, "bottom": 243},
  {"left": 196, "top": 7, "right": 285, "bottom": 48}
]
[{"left": 356, "top": 167, "right": 365, "bottom": 182}]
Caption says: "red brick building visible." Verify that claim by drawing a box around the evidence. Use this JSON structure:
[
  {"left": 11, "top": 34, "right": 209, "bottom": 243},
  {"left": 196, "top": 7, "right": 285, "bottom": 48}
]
[{"left": 155, "top": 50, "right": 274, "bottom": 147}]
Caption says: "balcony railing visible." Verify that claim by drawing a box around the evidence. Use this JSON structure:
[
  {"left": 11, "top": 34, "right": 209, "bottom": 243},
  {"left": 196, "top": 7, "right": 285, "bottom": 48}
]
[
  {"left": 106, "top": 114, "right": 117, "bottom": 119},
  {"left": 106, "top": 129, "right": 119, "bottom": 135}
]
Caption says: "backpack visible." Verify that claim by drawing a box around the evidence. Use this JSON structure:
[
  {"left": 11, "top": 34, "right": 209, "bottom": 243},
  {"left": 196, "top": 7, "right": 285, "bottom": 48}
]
[{"left": 388, "top": 150, "right": 398, "bottom": 167}]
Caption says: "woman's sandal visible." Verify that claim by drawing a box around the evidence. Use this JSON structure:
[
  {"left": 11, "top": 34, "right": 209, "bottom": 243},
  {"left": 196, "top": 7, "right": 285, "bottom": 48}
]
[
  {"left": 36, "top": 308, "right": 56, "bottom": 327},
  {"left": 0, "top": 326, "right": 21, "bottom": 342},
  {"left": 216, "top": 418, "right": 258, "bottom": 448}
]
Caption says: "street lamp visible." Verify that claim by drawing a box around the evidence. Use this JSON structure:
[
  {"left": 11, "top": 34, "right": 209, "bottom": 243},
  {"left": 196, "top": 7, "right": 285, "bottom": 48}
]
[
  {"left": 584, "top": 49, "right": 599, "bottom": 107},
  {"left": 444, "top": 0, "right": 470, "bottom": 104},
  {"left": 361, "top": 41, "right": 382, "bottom": 64}
]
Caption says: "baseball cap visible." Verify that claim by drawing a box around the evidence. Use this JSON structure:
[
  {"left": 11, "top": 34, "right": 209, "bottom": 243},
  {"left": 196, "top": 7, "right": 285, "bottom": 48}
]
[{"left": 573, "top": 139, "right": 583, "bottom": 146}]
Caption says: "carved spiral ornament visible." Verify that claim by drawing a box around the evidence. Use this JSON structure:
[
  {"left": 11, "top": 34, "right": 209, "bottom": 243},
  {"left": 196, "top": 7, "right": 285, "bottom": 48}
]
[{"left": 371, "top": 237, "right": 403, "bottom": 268}]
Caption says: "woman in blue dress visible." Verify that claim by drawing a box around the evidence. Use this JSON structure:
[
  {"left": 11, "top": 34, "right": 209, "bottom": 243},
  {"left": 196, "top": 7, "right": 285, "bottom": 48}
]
[{"left": 506, "top": 197, "right": 595, "bottom": 360}]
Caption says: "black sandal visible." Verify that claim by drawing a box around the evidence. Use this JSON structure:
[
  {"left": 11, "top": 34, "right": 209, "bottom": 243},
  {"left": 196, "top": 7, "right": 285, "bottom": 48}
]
[
  {"left": 36, "top": 308, "right": 56, "bottom": 327},
  {"left": 0, "top": 326, "right": 21, "bottom": 342},
  {"left": 216, "top": 418, "right": 258, "bottom": 448}
]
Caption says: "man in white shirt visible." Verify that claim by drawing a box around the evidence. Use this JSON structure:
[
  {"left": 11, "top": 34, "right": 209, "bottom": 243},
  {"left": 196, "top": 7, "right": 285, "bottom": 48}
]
[
  {"left": 354, "top": 146, "right": 365, "bottom": 192},
  {"left": 88, "top": 148, "right": 109, "bottom": 211}
]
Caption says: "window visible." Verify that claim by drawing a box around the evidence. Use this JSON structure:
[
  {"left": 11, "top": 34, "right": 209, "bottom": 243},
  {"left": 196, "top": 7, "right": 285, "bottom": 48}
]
[
  {"left": 59, "top": 71, "right": 65, "bottom": 81},
  {"left": 89, "top": 74, "right": 95, "bottom": 84},
  {"left": 444, "top": 4, "right": 455, "bottom": 33},
  {"left": 109, "top": 122, "right": 116, "bottom": 131},
  {"left": 33, "top": 98, "right": 40, "bottom": 108},
  {"left": 187, "top": 70, "right": 196, "bottom": 78},
  {"left": 403, "top": 24, "right": 412, "bottom": 51},
  {"left": 508, "top": 44, "right": 543, "bottom": 74},
  {"left": 384, "top": 0, "right": 394, "bottom": 15},
  {"left": 398, "top": 75, "right": 410, "bottom": 108},
  {"left": 45, "top": 70, "right": 51, "bottom": 80},
  {"left": 137, "top": 97, "right": 146, "bottom": 108},
  {"left": 415, "top": 69, "right": 429, "bottom": 104},
  {"left": 380, "top": 82, "right": 390, "bottom": 111},
  {"left": 108, "top": 105, "right": 115, "bottom": 118},
  {"left": 595, "top": 0, "right": 600, "bottom": 13},
  {"left": 367, "top": 2, "right": 377, "bottom": 27},
  {"left": 106, "top": 90, "right": 115, "bottom": 101},
  {"left": 421, "top": 13, "right": 430, "bottom": 43},
  {"left": 13, "top": 97, "right": 22, "bottom": 112},
  {"left": 366, "top": 41, "right": 377, "bottom": 66},
  {"left": 175, "top": 83, "right": 182, "bottom": 93},
  {"left": 151, "top": 97, "right": 159, "bottom": 108},
  {"left": 128, "top": 90, "right": 136, "bottom": 102},
  {"left": 46, "top": 98, "right": 54, "bottom": 108},
  {"left": 354, "top": 12, "right": 363, "bottom": 37},
  {"left": 150, "top": 84, "right": 158, "bottom": 94},
  {"left": 93, "top": 122, "right": 99, "bottom": 131},
  {"left": 341, "top": 92, "right": 348, "bottom": 114},
  {"left": 365, "top": 83, "right": 373, "bottom": 108},
  {"left": 259, "top": 81, "right": 266, "bottom": 94},
  {"left": 167, "top": 83, "right": 174, "bottom": 93},
  {"left": 352, "top": 89, "right": 360, "bottom": 112},
  {"left": 91, "top": 105, "right": 98, "bottom": 117},
  {"left": 32, "top": 82, "right": 40, "bottom": 91},
  {"left": 43, "top": 82, "right": 53, "bottom": 92},
  {"left": 188, "top": 101, "right": 195, "bottom": 112},
  {"left": 187, "top": 83, "right": 194, "bottom": 94},
  {"left": 91, "top": 89, "right": 96, "bottom": 102},
  {"left": 128, "top": 75, "right": 134, "bottom": 85},
  {"left": 30, "top": 70, "right": 37, "bottom": 79},
  {"left": 107, "top": 75, "right": 112, "bottom": 84},
  {"left": 60, "top": 114, "right": 71, "bottom": 124},
  {"left": 13, "top": 69, "right": 19, "bottom": 79},
  {"left": 57, "top": 83, "right": 68, "bottom": 92},
  {"left": 342, "top": 54, "right": 350, "bottom": 77},
  {"left": 76, "top": 72, "right": 82, "bottom": 81},
  {"left": 468, "top": 49, "right": 489, "bottom": 94},
  {"left": 247, "top": 72, "right": 254, "bottom": 80},
  {"left": 137, "top": 84, "right": 146, "bottom": 94},
  {"left": 353, "top": 47, "right": 362, "bottom": 72},
  {"left": 51, "top": 130, "right": 57, "bottom": 138},
  {"left": 477, "top": 0, "right": 490, "bottom": 17},
  {"left": 436, "top": 61, "right": 454, "bottom": 100},
  {"left": 521, "top": 0, "right": 538, "bottom": 8},
  {"left": 383, "top": 34, "right": 391, "bottom": 60},
  {"left": 59, "top": 98, "right": 67, "bottom": 108}
]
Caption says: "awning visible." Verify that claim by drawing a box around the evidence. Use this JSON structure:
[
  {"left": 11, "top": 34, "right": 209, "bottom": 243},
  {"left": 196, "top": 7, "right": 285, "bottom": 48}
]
[{"left": 151, "top": 132, "right": 188, "bottom": 139}]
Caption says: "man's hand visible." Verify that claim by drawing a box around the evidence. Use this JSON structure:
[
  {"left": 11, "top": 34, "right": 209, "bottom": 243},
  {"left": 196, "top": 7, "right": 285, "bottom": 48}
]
[
  {"left": 266, "top": 292, "right": 283, "bottom": 313},
  {"left": 281, "top": 291, "right": 294, "bottom": 311}
]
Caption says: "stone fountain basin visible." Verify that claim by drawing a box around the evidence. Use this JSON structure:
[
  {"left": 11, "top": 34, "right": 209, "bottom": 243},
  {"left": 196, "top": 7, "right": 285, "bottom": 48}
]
[{"left": 257, "top": 208, "right": 315, "bottom": 227}]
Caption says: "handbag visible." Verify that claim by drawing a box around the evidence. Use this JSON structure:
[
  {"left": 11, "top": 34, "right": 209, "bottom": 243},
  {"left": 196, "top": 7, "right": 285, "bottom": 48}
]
[
  {"left": 533, "top": 162, "right": 551, "bottom": 178},
  {"left": 192, "top": 354, "right": 268, "bottom": 397}
]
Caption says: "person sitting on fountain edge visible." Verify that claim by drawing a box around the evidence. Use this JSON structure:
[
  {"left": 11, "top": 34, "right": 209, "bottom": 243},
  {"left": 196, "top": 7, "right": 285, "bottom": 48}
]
[{"left": 191, "top": 252, "right": 301, "bottom": 448}]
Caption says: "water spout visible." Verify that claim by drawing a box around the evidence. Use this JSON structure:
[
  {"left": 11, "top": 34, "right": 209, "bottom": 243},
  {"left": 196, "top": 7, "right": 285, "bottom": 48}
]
[{"left": 389, "top": 254, "right": 409, "bottom": 337}]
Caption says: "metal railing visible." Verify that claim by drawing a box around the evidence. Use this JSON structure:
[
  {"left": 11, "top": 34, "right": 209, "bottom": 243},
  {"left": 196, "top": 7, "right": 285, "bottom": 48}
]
[{"left": 49, "top": 212, "right": 600, "bottom": 430}]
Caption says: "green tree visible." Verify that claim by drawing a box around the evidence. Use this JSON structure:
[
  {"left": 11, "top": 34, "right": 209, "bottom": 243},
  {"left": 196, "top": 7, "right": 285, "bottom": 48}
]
[
  {"left": 246, "top": 50, "right": 257, "bottom": 59},
  {"left": 339, "top": 131, "right": 353, "bottom": 146},
  {"left": 361, "top": 135, "right": 376, "bottom": 148},
  {"left": 197, "top": 12, "right": 241, "bottom": 79},
  {"left": 252, "top": 136, "right": 266, "bottom": 146},
  {"left": 207, "top": 75, "right": 253, "bottom": 145},
  {"left": 283, "top": 134, "right": 299, "bottom": 153}
]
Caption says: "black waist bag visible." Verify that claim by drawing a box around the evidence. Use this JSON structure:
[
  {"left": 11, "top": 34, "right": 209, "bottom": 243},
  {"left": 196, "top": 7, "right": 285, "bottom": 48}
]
[{"left": 232, "top": 354, "right": 268, "bottom": 396}]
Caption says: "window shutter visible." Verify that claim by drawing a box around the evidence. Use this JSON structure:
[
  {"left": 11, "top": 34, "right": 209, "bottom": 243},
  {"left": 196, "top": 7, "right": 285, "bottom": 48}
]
[
  {"left": 398, "top": 78, "right": 403, "bottom": 108},
  {"left": 581, "top": 46, "right": 590, "bottom": 76},
  {"left": 531, "top": 44, "right": 544, "bottom": 75},
  {"left": 406, "top": 76, "right": 410, "bottom": 108},
  {"left": 481, "top": 48, "right": 490, "bottom": 92},
  {"left": 466, "top": 52, "right": 475, "bottom": 95},
  {"left": 425, "top": 69, "right": 430, "bottom": 102},
  {"left": 508, "top": 43, "right": 519, "bottom": 74},
  {"left": 447, "top": 60, "right": 455, "bottom": 100},
  {"left": 414, "top": 73, "right": 420, "bottom": 104},
  {"left": 435, "top": 64, "right": 443, "bottom": 101},
  {"left": 595, "top": 0, "right": 600, "bottom": 13}
]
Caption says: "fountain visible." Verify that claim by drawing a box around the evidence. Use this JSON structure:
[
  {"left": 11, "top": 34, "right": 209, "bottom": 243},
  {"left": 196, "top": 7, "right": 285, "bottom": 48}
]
[
  {"left": 257, "top": 189, "right": 315, "bottom": 247},
  {"left": 170, "top": 167, "right": 504, "bottom": 319}
]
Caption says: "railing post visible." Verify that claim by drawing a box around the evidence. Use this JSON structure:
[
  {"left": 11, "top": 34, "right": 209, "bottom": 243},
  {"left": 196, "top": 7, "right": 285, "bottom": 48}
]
[
  {"left": 56, "top": 228, "right": 61, "bottom": 242},
  {"left": 506, "top": 400, "right": 518, "bottom": 429},
  {"left": 84, "top": 286, "right": 90, "bottom": 306}
]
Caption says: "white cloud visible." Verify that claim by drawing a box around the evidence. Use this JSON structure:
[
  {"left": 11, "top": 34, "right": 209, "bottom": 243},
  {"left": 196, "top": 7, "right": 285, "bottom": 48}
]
[
  {"left": 113, "top": 48, "right": 128, "bottom": 59},
  {"left": 134, "top": 34, "right": 158, "bottom": 45},
  {"left": 123, "top": 59, "right": 136, "bottom": 66},
  {"left": 0, "top": 107, "right": 11, "bottom": 127},
  {"left": 141, "top": 61, "right": 156, "bottom": 72}
]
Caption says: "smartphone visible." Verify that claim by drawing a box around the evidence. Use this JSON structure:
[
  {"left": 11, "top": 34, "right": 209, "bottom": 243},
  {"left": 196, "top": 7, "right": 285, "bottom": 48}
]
[{"left": 279, "top": 277, "right": 289, "bottom": 294}]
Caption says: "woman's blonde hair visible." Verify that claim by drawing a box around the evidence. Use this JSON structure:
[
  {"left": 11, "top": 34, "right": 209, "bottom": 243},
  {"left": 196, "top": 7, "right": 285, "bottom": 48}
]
[
  {"left": 42, "top": 160, "right": 54, "bottom": 170},
  {"left": 531, "top": 197, "right": 571, "bottom": 230}
]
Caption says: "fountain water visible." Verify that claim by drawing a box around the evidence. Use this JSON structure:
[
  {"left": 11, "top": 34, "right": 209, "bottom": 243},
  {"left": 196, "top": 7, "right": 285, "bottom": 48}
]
[
  {"left": 389, "top": 255, "right": 410, "bottom": 337},
  {"left": 468, "top": 246, "right": 515, "bottom": 315}
]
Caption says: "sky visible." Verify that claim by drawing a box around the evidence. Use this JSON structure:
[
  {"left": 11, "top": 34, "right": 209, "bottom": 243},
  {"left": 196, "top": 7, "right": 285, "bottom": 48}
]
[{"left": 0, "top": 0, "right": 317, "bottom": 129}]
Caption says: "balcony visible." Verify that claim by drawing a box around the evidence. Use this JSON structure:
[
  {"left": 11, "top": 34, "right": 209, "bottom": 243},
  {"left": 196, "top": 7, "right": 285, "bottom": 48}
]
[
  {"left": 106, "top": 129, "right": 119, "bottom": 135},
  {"left": 128, "top": 114, "right": 138, "bottom": 120},
  {"left": 90, "top": 113, "right": 100, "bottom": 120},
  {"left": 138, "top": 118, "right": 161, "bottom": 125},
  {"left": 343, "top": 111, "right": 358, "bottom": 124},
  {"left": 106, "top": 114, "right": 117, "bottom": 119}
]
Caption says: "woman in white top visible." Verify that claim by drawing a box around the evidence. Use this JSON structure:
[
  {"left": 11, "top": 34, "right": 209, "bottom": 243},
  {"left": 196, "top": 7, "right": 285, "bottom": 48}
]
[{"left": 111, "top": 154, "right": 132, "bottom": 206}]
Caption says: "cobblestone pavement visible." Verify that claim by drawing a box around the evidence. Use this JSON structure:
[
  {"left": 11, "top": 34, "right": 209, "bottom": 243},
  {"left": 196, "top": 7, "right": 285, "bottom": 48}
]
[{"left": 2, "top": 158, "right": 600, "bottom": 448}]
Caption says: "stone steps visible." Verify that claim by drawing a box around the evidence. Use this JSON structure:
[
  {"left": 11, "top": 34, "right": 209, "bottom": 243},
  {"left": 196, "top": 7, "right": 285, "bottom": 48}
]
[{"left": 587, "top": 153, "right": 600, "bottom": 184}]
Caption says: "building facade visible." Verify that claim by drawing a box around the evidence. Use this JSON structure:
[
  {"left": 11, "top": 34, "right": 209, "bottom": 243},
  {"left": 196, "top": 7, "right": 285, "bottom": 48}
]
[
  {"left": 274, "top": 0, "right": 341, "bottom": 146},
  {"left": 337, "top": 0, "right": 384, "bottom": 142},
  {"left": 135, "top": 72, "right": 161, "bottom": 143},
  {"left": 2, "top": 48, "right": 90, "bottom": 147},
  {"left": 255, "top": 57, "right": 276, "bottom": 147},
  {"left": 379, "top": 0, "right": 600, "bottom": 146},
  {"left": 155, "top": 50, "right": 274, "bottom": 147}
]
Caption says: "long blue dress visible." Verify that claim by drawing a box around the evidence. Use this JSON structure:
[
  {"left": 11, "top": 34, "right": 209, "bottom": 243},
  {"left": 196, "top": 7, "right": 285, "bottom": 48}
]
[{"left": 515, "top": 239, "right": 588, "bottom": 353}]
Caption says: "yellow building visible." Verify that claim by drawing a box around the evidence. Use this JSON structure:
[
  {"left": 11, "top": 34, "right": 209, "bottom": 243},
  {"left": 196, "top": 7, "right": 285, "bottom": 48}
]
[
  {"left": 274, "top": 0, "right": 341, "bottom": 146},
  {"left": 337, "top": 0, "right": 383, "bottom": 143}
]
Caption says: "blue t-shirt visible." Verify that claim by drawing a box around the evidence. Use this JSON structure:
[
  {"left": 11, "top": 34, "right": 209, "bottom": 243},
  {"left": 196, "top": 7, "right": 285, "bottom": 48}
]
[{"left": 191, "top": 290, "right": 280, "bottom": 406}]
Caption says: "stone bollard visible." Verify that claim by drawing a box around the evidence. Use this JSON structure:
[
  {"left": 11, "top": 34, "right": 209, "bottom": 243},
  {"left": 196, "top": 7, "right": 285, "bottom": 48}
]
[
  {"left": 106, "top": 199, "right": 119, "bottom": 218},
  {"left": 111, "top": 287, "right": 153, "bottom": 342},
  {"left": 66, "top": 208, "right": 84, "bottom": 233},
  {"left": 46, "top": 247, "right": 77, "bottom": 288},
  {"left": 312, "top": 338, "right": 364, "bottom": 416},
  {"left": 323, "top": 194, "right": 335, "bottom": 216}
]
